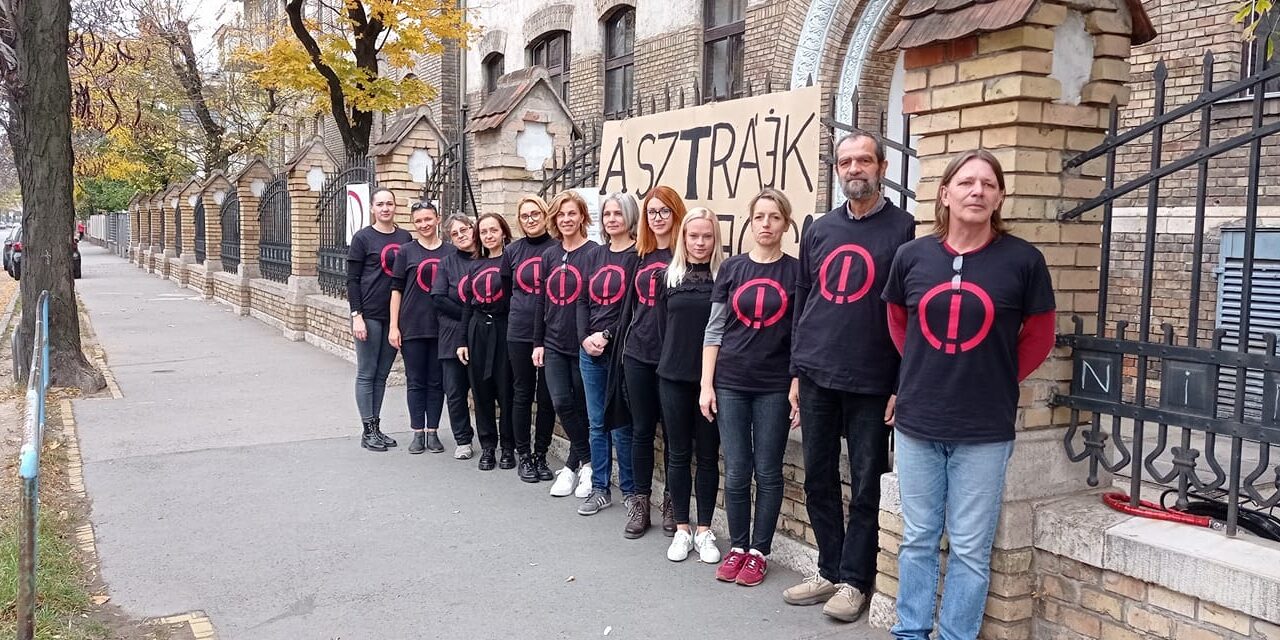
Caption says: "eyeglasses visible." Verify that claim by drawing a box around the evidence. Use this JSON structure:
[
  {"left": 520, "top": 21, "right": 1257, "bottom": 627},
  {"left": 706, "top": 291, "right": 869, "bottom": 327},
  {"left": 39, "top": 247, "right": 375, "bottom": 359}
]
[
  {"left": 951, "top": 254, "right": 963, "bottom": 291},
  {"left": 645, "top": 207, "right": 673, "bottom": 220},
  {"left": 450, "top": 227, "right": 473, "bottom": 239},
  {"left": 519, "top": 212, "right": 544, "bottom": 222}
]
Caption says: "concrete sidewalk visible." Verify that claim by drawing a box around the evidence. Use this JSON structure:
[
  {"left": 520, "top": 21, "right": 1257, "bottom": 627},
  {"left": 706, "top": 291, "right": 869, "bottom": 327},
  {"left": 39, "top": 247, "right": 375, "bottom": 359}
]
[{"left": 71, "top": 246, "right": 881, "bottom": 640}]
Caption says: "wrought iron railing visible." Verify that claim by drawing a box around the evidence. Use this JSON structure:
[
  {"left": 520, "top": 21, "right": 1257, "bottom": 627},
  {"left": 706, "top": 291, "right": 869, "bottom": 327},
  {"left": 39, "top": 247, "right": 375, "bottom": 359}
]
[
  {"left": 173, "top": 203, "right": 183, "bottom": 255},
  {"left": 193, "top": 200, "right": 206, "bottom": 264},
  {"left": 316, "top": 155, "right": 376, "bottom": 297},
  {"left": 1053, "top": 47, "right": 1280, "bottom": 538},
  {"left": 220, "top": 191, "right": 241, "bottom": 274},
  {"left": 258, "top": 172, "right": 292, "bottom": 283},
  {"left": 422, "top": 139, "right": 477, "bottom": 218}
]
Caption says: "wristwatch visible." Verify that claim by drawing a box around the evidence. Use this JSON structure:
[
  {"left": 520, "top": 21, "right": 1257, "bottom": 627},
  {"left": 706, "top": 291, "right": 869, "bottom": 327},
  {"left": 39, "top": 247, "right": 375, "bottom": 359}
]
[
  {"left": 351, "top": 310, "right": 361, "bottom": 318},
  {"left": 602, "top": 329, "right": 613, "bottom": 341}
]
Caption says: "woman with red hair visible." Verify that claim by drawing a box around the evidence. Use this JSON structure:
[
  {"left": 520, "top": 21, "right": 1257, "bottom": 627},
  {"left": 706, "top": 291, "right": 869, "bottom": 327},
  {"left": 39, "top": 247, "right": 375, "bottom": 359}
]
[{"left": 620, "top": 185, "right": 686, "bottom": 539}]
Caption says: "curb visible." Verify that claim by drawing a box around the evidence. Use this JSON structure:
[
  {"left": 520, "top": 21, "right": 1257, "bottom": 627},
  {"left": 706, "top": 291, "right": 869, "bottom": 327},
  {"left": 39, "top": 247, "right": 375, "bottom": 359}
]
[{"left": 61, "top": 398, "right": 218, "bottom": 639}]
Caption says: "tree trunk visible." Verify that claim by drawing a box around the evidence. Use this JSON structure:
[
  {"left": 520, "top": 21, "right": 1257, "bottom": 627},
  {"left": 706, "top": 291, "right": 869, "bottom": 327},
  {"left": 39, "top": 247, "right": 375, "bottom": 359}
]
[{"left": 7, "top": 0, "right": 105, "bottom": 392}]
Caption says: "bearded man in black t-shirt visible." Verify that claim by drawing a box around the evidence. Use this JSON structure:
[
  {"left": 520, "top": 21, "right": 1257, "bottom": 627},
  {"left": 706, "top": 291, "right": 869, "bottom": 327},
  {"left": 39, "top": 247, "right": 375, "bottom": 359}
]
[{"left": 782, "top": 133, "right": 916, "bottom": 622}]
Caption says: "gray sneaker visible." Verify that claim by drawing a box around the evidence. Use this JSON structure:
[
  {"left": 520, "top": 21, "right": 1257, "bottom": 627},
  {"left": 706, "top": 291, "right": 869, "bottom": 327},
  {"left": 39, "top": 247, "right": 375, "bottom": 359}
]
[
  {"left": 822, "top": 583, "right": 869, "bottom": 622},
  {"left": 782, "top": 573, "right": 839, "bottom": 605},
  {"left": 577, "top": 489, "right": 612, "bottom": 516}
]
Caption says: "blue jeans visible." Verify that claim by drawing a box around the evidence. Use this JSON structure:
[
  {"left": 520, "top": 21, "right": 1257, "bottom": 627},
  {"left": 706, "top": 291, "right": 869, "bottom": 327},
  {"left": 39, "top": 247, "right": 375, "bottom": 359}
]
[
  {"left": 580, "top": 349, "right": 634, "bottom": 494},
  {"left": 891, "top": 431, "right": 1015, "bottom": 640},
  {"left": 716, "top": 387, "right": 790, "bottom": 555},
  {"left": 354, "top": 317, "right": 398, "bottom": 420}
]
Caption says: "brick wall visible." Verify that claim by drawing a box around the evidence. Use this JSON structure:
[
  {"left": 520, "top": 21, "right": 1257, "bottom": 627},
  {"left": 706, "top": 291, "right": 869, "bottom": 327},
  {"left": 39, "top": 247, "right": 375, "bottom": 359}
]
[
  {"left": 633, "top": 27, "right": 701, "bottom": 107},
  {"left": 249, "top": 279, "right": 290, "bottom": 328},
  {"left": 187, "top": 265, "right": 208, "bottom": 297},
  {"left": 304, "top": 294, "right": 355, "bottom": 360},
  {"left": 1036, "top": 551, "right": 1280, "bottom": 640}
]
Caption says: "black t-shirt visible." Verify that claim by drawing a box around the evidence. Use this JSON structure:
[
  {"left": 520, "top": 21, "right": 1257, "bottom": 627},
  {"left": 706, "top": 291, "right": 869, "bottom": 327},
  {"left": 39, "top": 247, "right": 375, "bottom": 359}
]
[
  {"left": 712, "top": 253, "right": 801, "bottom": 392},
  {"left": 430, "top": 246, "right": 474, "bottom": 359},
  {"left": 577, "top": 242, "right": 638, "bottom": 343},
  {"left": 505, "top": 233, "right": 555, "bottom": 343},
  {"left": 347, "top": 225, "right": 413, "bottom": 321},
  {"left": 882, "top": 234, "right": 1055, "bottom": 443},
  {"left": 657, "top": 263, "right": 714, "bottom": 383},
  {"left": 623, "top": 247, "right": 674, "bottom": 365},
  {"left": 390, "top": 240, "right": 446, "bottom": 340},
  {"left": 533, "top": 240, "right": 598, "bottom": 355},
  {"left": 792, "top": 201, "right": 915, "bottom": 395}
]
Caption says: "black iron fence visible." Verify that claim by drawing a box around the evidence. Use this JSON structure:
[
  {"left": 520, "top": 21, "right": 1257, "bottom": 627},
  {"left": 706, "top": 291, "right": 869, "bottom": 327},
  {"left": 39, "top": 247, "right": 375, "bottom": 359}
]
[
  {"left": 422, "top": 139, "right": 477, "bottom": 217},
  {"left": 220, "top": 191, "right": 241, "bottom": 274},
  {"left": 173, "top": 203, "right": 183, "bottom": 255},
  {"left": 1053, "top": 48, "right": 1280, "bottom": 538},
  {"left": 316, "top": 155, "right": 376, "bottom": 297},
  {"left": 193, "top": 200, "right": 206, "bottom": 264},
  {"left": 258, "top": 172, "right": 292, "bottom": 283}
]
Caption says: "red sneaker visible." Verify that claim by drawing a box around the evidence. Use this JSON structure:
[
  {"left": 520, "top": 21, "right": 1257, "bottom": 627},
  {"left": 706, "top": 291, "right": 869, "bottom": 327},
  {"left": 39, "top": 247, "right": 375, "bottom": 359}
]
[
  {"left": 735, "top": 552, "right": 768, "bottom": 586},
  {"left": 716, "top": 549, "right": 748, "bottom": 582}
]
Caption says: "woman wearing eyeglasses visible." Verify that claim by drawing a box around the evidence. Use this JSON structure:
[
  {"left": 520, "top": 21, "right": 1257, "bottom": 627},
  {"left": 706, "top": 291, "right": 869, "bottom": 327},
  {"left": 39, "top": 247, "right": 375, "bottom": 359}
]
[
  {"left": 532, "top": 191, "right": 598, "bottom": 499},
  {"left": 658, "top": 207, "right": 724, "bottom": 564},
  {"left": 389, "top": 201, "right": 448, "bottom": 454},
  {"left": 348, "top": 188, "right": 413, "bottom": 452},
  {"left": 699, "top": 188, "right": 800, "bottom": 586},
  {"left": 882, "top": 150, "right": 1054, "bottom": 640},
  {"left": 431, "top": 214, "right": 479, "bottom": 460},
  {"left": 457, "top": 213, "right": 515, "bottom": 471},
  {"left": 621, "top": 185, "right": 686, "bottom": 539},
  {"left": 575, "top": 192, "right": 639, "bottom": 516},
  {"left": 506, "top": 196, "right": 558, "bottom": 483}
]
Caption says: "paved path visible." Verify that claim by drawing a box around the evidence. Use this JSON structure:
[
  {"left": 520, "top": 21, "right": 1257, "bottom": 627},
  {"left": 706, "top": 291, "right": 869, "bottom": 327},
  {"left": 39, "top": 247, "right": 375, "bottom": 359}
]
[{"left": 72, "top": 246, "right": 880, "bottom": 640}]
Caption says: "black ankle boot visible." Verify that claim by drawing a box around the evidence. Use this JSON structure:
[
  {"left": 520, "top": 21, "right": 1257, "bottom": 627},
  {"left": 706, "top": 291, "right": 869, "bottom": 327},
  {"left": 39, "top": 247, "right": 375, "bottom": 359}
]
[
  {"left": 478, "top": 448, "right": 497, "bottom": 471},
  {"left": 424, "top": 430, "right": 444, "bottom": 453},
  {"left": 518, "top": 454, "right": 538, "bottom": 482},
  {"left": 371, "top": 417, "right": 397, "bottom": 447},
  {"left": 534, "top": 453, "right": 554, "bottom": 481},
  {"left": 361, "top": 419, "right": 387, "bottom": 452},
  {"left": 408, "top": 431, "right": 426, "bottom": 454},
  {"left": 498, "top": 449, "right": 516, "bottom": 469}
]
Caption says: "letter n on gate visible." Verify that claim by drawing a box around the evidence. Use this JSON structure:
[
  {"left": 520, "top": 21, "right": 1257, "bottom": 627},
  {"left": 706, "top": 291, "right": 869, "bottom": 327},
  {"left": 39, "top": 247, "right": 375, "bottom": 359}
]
[{"left": 1072, "top": 350, "right": 1122, "bottom": 402}]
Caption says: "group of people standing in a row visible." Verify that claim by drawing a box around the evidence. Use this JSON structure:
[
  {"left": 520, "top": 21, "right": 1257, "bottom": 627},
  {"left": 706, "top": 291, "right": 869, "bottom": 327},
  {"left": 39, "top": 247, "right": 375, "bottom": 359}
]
[{"left": 345, "top": 132, "right": 1055, "bottom": 640}]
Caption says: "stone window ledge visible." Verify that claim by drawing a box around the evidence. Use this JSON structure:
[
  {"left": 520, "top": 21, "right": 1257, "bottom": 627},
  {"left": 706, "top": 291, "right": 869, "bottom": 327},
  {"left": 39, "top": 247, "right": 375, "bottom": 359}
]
[
  {"left": 1211, "top": 92, "right": 1280, "bottom": 122},
  {"left": 1034, "top": 494, "right": 1280, "bottom": 623}
]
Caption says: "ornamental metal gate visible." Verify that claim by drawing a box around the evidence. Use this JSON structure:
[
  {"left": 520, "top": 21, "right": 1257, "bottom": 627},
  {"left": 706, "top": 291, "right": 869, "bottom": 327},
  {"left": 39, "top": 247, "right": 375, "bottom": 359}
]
[
  {"left": 173, "top": 202, "right": 183, "bottom": 255},
  {"left": 193, "top": 200, "right": 206, "bottom": 264},
  {"left": 1052, "top": 48, "right": 1280, "bottom": 537},
  {"left": 422, "top": 140, "right": 477, "bottom": 217},
  {"left": 316, "top": 155, "right": 375, "bottom": 297},
  {"left": 258, "top": 172, "right": 292, "bottom": 283},
  {"left": 220, "top": 191, "right": 241, "bottom": 274}
]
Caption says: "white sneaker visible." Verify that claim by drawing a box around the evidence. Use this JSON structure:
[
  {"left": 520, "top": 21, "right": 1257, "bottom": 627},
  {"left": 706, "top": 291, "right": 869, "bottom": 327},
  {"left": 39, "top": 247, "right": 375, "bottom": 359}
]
[
  {"left": 574, "top": 466, "right": 593, "bottom": 498},
  {"left": 693, "top": 530, "right": 722, "bottom": 564},
  {"left": 667, "top": 529, "right": 694, "bottom": 562},
  {"left": 454, "top": 444, "right": 473, "bottom": 460},
  {"left": 549, "top": 467, "right": 577, "bottom": 497}
]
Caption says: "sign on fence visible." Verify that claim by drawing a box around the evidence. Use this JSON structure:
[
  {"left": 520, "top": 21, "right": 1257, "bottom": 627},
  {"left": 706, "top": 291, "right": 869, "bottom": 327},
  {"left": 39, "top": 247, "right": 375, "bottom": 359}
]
[
  {"left": 596, "top": 85, "right": 822, "bottom": 225},
  {"left": 345, "top": 183, "right": 370, "bottom": 244}
]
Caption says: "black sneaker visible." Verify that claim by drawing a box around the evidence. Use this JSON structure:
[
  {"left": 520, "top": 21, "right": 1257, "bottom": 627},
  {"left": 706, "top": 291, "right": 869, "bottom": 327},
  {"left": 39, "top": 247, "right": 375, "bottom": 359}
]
[
  {"left": 478, "top": 448, "right": 497, "bottom": 471},
  {"left": 408, "top": 431, "right": 426, "bottom": 454},
  {"left": 498, "top": 449, "right": 517, "bottom": 469},
  {"left": 517, "top": 455, "right": 538, "bottom": 483},
  {"left": 424, "top": 431, "right": 445, "bottom": 453},
  {"left": 534, "top": 453, "right": 555, "bottom": 481}
]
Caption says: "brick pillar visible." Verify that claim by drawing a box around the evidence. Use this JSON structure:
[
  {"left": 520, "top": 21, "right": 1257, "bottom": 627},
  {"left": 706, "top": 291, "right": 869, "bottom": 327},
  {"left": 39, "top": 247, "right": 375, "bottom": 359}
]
[
  {"left": 868, "top": 3, "right": 1130, "bottom": 638},
  {"left": 128, "top": 201, "right": 141, "bottom": 263},
  {"left": 234, "top": 159, "right": 272, "bottom": 280},
  {"left": 284, "top": 143, "right": 335, "bottom": 340},
  {"left": 199, "top": 175, "right": 232, "bottom": 285},
  {"left": 472, "top": 112, "right": 574, "bottom": 230}
]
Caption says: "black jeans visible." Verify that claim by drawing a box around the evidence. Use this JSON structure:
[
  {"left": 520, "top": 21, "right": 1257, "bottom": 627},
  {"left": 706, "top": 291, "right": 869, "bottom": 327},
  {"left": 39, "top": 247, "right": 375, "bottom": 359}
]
[
  {"left": 625, "top": 356, "right": 666, "bottom": 496},
  {"left": 470, "top": 337, "right": 514, "bottom": 452},
  {"left": 659, "top": 378, "right": 720, "bottom": 527},
  {"left": 509, "top": 340, "right": 555, "bottom": 456},
  {"left": 440, "top": 357, "right": 474, "bottom": 446},
  {"left": 798, "top": 374, "right": 891, "bottom": 593},
  {"left": 401, "top": 338, "right": 444, "bottom": 430},
  {"left": 543, "top": 348, "right": 591, "bottom": 469}
]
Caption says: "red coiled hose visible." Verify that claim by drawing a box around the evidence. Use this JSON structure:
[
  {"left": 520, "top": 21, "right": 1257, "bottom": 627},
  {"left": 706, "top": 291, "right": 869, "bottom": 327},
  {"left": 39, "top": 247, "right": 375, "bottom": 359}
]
[{"left": 1102, "top": 492, "right": 1216, "bottom": 528}]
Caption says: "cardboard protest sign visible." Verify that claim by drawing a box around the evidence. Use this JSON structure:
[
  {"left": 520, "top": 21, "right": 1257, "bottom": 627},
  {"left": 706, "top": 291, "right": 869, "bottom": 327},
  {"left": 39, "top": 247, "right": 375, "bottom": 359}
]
[{"left": 596, "top": 86, "right": 823, "bottom": 255}]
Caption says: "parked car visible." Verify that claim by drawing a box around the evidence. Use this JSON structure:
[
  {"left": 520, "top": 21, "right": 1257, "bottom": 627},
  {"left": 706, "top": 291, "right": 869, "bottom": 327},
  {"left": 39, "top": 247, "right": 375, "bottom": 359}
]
[
  {"left": 9, "top": 229, "right": 82, "bottom": 280},
  {"left": 3, "top": 225, "right": 20, "bottom": 277}
]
